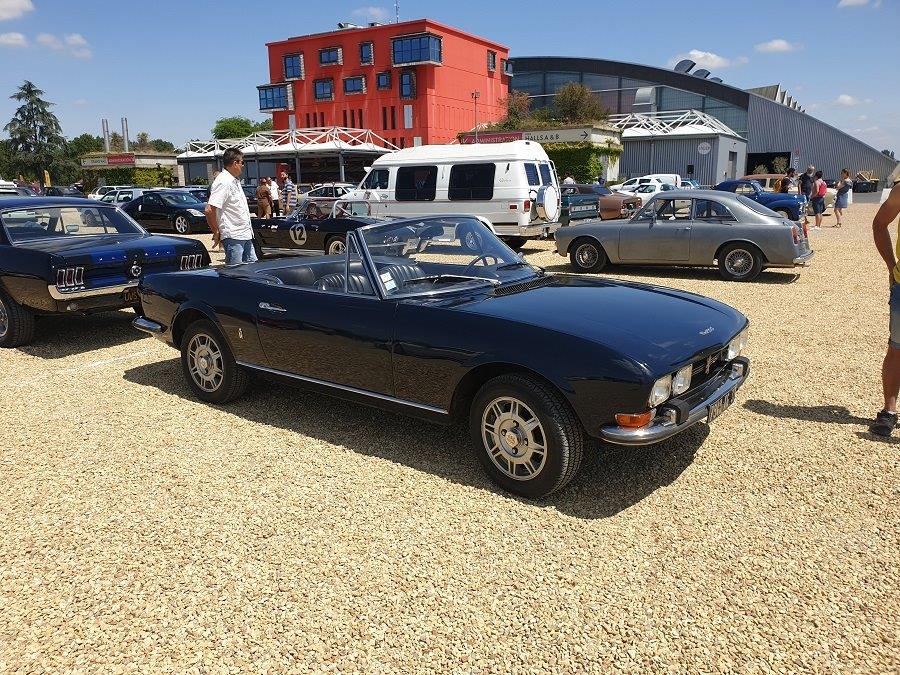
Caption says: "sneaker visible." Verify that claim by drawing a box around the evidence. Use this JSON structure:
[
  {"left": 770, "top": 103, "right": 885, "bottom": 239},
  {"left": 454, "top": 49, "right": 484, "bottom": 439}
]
[{"left": 869, "top": 410, "right": 898, "bottom": 437}]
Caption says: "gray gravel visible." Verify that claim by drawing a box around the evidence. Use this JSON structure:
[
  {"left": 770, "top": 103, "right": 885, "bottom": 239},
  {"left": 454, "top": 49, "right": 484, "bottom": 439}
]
[{"left": 0, "top": 204, "right": 898, "bottom": 672}]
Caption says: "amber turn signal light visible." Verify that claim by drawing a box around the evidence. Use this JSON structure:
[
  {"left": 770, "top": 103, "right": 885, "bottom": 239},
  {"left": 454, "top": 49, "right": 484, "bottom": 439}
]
[{"left": 615, "top": 411, "right": 654, "bottom": 428}]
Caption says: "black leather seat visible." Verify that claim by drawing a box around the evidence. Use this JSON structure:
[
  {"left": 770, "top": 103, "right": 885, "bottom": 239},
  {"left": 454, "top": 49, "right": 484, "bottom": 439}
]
[
  {"left": 316, "top": 272, "right": 373, "bottom": 294},
  {"left": 268, "top": 265, "right": 316, "bottom": 287},
  {"left": 380, "top": 263, "right": 425, "bottom": 286}
]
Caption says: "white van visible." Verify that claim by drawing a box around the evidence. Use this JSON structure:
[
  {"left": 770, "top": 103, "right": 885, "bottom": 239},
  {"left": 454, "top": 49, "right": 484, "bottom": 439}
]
[{"left": 348, "top": 141, "right": 561, "bottom": 244}]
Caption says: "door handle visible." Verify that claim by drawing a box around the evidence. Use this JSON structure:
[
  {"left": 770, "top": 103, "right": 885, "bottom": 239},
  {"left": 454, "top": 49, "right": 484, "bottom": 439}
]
[
  {"left": 259, "top": 302, "right": 286, "bottom": 312},
  {"left": 678, "top": 226, "right": 692, "bottom": 232}
]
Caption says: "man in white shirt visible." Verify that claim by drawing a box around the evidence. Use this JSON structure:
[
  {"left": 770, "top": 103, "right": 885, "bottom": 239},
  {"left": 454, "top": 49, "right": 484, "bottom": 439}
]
[
  {"left": 205, "top": 148, "right": 257, "bottom": 265},
  {"left": 269, "top": 176, "right": 281, "bottom": 216}
]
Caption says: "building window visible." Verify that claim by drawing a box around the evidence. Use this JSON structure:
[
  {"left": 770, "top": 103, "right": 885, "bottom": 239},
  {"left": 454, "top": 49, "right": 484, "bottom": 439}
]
[
  {"left": 258, "top": 85, "right": 288, "bottom": 110},
  {"left": 344, "top": 76, "right": 366, "bottom": 95},
  {"left": 501, "top": 59, "right": 512, "bottom": 76},
  {"left": 399, "top": 71, "right": 416, "bottom": 99},
  {"left": 358, "top": 109, "right": 364, "bottom": 127},
  {"left": 391, "top": 34, "right": 441, "bottom": 65},
  {"left": 376, "top": 71, "right": 391, "bottom": 90},
  {"left": 390, "top": 106, "right": 396, "bottom": 129},
  {"left": 449, "top": 163, "right": 496, "bottom": 200},
  {"left": 305, "top": 112, "right": 311, "bottom": 127},
  {"left": 314, "top": 78, "right": 334, "bottom": 101},
  {"left": 487, "top": 51, "right": 496, "bottom": 71},
  {"left": 343, "top": 110, "right": 348, "bottom": 127},
  {"left": 319, "top": 47, "right": 342, "bottom": 66},
  {"left": 283, "top": 53, "right": 304, "bottom": 80},
  {"left": 360, "top": 42, "right": 374, "bottom": 65}
]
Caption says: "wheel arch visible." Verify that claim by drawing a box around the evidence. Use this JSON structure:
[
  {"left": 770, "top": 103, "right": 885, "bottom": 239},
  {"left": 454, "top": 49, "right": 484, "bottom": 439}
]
[
  {"left": 171, "top": 303, "right": 220, "bottom": 348},
  {"left": 714, "top": 239, "right": 768, "bottom": 265},
  {"left": 564, "top": 233, "right": 605, "bottom": 257}
]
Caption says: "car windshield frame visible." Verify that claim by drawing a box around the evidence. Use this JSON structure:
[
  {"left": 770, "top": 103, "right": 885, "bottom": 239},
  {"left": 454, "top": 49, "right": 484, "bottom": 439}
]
[
  {"left": 0, "top": 203, "right": 147, "bottom": 243},
  {"left": 161, "top": 192, "right": 203, "bottom": 207},
  {"left": 354, "top": 215, "right": 539, "bottom": 300}
]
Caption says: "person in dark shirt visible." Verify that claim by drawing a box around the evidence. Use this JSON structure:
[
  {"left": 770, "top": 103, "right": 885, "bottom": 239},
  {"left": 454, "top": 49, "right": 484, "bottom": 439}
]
[
  {"left": 798, "top": 165, "right": 815, "bottom": 225},
  {"left": 779, "top": 167, "right": 796, "bottom": 193}
]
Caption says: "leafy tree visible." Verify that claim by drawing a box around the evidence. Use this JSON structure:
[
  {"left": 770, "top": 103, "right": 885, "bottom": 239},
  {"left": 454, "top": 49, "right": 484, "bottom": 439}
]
[
  {"left": 553, "top": 82, "right": 607, "bottom": 124},
  {"left": 3, "top": 80, "right": 67, "bottom": 183},
  {"left": 67, "top": 133, "right": 103, "bottom": 157},
  {"left": 149, "top": 138, "right": 176, "bottom": 152},
  {"left": 135, "top": 131, "right": 150, "bottom": 149},
  {"left": 255, "top": 118, "right": 273, "bottom": 132},
  {"left": 212, "top": 115, "right": 274, "bottom": 139},
  {"left": 109, "top": 132, "right": 124, "bottom": 152}
]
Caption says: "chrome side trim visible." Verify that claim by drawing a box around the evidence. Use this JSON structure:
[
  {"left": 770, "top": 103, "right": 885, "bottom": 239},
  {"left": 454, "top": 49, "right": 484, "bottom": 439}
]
[
  {"left": 48, "top": 280, "right": 138, "bottom": 300},
  {"left": 132, "top": 317, "right": 164, "bottom": 334},
  {"left": 236, "top": 361, "right": 449, "bottom": 415}
]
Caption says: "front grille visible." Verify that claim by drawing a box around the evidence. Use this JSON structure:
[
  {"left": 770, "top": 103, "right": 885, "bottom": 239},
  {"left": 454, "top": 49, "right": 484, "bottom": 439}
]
[
  {"left": 56, "top": 267, "right": 84, "bottom": 289},
  {"left": 492, "top": 275, "right": 555, "bottom": 296},
  {"left": 180, "top": 254, "right": 203, "bottom": 270},
  {"left": 690, "top": 347, "right": 728, "bottom": 389}
]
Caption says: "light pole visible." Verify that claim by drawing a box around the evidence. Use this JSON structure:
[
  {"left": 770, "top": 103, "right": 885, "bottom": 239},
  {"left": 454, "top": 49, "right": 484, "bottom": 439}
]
[{"left": 471, "top": 90, "right": 481, "bottom": 143}]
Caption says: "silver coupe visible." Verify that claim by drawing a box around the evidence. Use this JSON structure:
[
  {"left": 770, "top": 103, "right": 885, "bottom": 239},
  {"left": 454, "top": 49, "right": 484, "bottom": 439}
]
[{"left": 555, "top": 190, "right": 814, "bottom": 281}]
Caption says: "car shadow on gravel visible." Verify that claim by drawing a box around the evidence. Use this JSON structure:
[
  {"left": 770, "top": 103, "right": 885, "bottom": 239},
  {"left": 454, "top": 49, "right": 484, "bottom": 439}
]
[
  {"left": 19, "top": 310, "right": 147, "bottom": 359},
  {"left": 123, "top": 358, "right": 707, "bottom": 519},
  {"left": 538, "top": 264, "right": 800, "bottom": 284},
  {"left": 743, "top": 400, "right": 871, "bottom": 425}
]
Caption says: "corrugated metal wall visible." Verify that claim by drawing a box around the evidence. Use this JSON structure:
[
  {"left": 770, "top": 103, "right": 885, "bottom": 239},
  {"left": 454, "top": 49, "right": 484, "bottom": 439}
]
[
  {"left": 747, "top": 96, "right": 897, "bottom": 181},
  {"left": 621, "top": 135, "right": 746, "bottom": 186}
]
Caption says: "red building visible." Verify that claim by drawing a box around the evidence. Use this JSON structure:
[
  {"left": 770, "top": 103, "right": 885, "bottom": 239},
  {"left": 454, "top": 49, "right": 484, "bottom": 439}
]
[{"left": 258, "top": 19, "right": 511, "bottom": 148}]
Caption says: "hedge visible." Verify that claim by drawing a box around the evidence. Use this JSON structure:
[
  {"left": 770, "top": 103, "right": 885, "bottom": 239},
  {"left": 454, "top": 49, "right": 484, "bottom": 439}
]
[
  {"left": 542, "top": 141, "right": 622, "bottom": 184},
  {"left": 91, "top": 166, "right": 175, "bottom": 187}
]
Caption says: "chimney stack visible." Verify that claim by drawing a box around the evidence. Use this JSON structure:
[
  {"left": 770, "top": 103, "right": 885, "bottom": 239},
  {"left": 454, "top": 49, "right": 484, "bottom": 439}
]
[
  {"left": 121, "top": 117, "right": 130, "bottom": 152},
  {"left": 101, "top": 119, "right": 110, "bottom": 152}
]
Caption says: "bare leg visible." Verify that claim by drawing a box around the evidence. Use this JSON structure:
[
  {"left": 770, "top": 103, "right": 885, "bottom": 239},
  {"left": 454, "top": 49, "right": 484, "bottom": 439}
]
[
  {"left": 815, "top": 212, "right": 823, "bottom": 228},
  {"left": 883, "top": 345, "right": 900, "bottom": 412}
]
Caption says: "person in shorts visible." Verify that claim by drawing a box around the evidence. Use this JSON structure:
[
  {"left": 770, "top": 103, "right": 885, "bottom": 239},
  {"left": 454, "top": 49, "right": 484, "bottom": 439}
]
[
  {"left": 870, "top": 182, "right": 900, "bottom": 436},
  {"left": 834, "top": 168, "right": 852, "bottom": 227},
  {"left": 810, "top": 170, "right": 827, "bottom": 229},
  {"left": 204, "top": 147, "right": 257, "bottom": 266}
]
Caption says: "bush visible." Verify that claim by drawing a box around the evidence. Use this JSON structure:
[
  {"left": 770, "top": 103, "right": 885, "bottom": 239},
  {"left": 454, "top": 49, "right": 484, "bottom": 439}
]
[{"left": 543, "top": 141, "right": 622, "bottom": 184}]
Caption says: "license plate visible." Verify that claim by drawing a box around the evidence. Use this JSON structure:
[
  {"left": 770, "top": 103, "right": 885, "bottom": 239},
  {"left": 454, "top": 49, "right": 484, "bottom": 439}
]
[
  {"left": 123, "top": 287, "right": 139, "bottom": 303},
  {"left": 571, "top": 205, "right": 593, "bottom": 212},
  {"left": 707, "top": 389, "right": 735, "bottom": 424}
]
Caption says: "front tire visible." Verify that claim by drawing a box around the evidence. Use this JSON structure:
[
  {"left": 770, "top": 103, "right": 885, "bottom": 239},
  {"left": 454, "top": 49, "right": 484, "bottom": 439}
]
[
  {"left": 173, "top": 215, "right": 192, "bottom": 235},
  {"left": 470, "top": 373, "right": 585, "bottom": 499},
  {"left": 326, "top": 235, "right": 346, "bottom": 255},
  {"left": 718, "top": 242, "right": 763, "bottom": 281},
  {"left": 569, "top": 237, "right": 607, "bottom": 272},
  {"left": 0, "top": 289, "right": 35, "bottom": 348},
  {"left": 180, "top": 320, "right": 249, "bottom": 403},
  {"left": 775, "top": 209, "right": 791, "bottom": 219}
]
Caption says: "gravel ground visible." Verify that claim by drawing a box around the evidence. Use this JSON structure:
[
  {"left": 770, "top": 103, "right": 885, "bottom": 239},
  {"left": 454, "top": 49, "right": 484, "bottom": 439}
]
[{"left": 1, "top": 203, "right": 898, "bottom": 672}]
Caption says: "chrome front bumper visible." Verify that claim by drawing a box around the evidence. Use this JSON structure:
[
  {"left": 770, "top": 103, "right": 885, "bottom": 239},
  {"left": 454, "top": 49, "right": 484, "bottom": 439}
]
[
  {"left": 48, "top": 280, "right": 138, "bottom": 300},
  {"left": 600, "top": 357, "right": 750, "bottom": 446}
]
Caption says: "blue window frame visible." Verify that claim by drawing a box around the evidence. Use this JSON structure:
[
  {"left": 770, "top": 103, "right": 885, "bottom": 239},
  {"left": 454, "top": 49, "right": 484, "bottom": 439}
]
[
  {"left": 314, "top": 79, "right": 334, "bottom": 101},
  {"left": 283, "top": 53, "right": 303, "bottom": 79},
  {"left": 399, "top": 71, "right": 416, "bottom": 99},
  {"left": 319, "top": 47, "right": 341, "bottom": 65},
  {"left": 487, "top": 51, "right": 496, "bottom": 71},
  {"left": 344, "top": 76, "right": 365, "bottom": 94},
  {"left": 258, "top": 85, "right": 288, "bottom": 110},
  {"left": 360, "top": 42, "right": 373, "bottom": 64},
  {"left": 376, "top": 71, "right": 391, "bottom": 89},
  {"left": 391, "top": 34, "right": 441, "bottom": 65}
]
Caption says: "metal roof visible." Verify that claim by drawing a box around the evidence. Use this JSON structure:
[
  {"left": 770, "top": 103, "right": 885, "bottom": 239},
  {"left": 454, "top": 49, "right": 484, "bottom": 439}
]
[
  {"left": 608, "top": 110, "right": 743, "bottom": 139},
  {"left": 178, "top": 127, "right": 399, "bottom": 160}
]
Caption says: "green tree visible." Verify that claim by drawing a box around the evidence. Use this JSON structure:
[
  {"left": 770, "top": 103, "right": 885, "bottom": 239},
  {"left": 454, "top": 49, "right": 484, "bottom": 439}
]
[
  {"left": 67, "top": 133, "right": 103, "bottom": 157},
  {"left": 554, "top": 82, "right": 607, "bottom": 124},
  {"left": 255, "top": 118, "right": 273, "bottom": 132},
  {"left": 149, "top": 138, "right": 176, "bottom": 152},
  {"left": 3, "top": 80, "right": 67, "bottom": 182},
  {"left": 109, "top": 132, "right": 124, "bottom": 152},
  {"left": 212, "top": 115, "right": 274, "bottom": 139},
  {"left": 503, "top": 91, "right": 532, "bottom": 122},
  {"left": 135, "top": 131, "right": 150, "bottom": 150}
]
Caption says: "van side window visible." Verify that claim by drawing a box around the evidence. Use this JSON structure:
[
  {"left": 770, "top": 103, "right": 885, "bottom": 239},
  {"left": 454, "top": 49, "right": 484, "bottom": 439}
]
[
  {"left": 538, "top": 163, "right": 553, "bottom": 185},
  {"left": 396, "top": 165, "right": 437, "bottom": 201},
  {"left": 448, "top": 163, "right": 495, "bottom": 200},
  {"left": 524, "top": 163, "right": 540, "bottom": 187},
  {"left": 362, "top": 168, "right": 389, "bottom": 190}
]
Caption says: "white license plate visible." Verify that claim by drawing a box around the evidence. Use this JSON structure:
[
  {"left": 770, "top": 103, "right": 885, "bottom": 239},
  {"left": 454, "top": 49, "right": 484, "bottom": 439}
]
[
  {"left": 571, "top": 205, "right": 593, "bottom": 212},
  {"left": 706, "top": 389, "right": 735, "bottom": 424}
]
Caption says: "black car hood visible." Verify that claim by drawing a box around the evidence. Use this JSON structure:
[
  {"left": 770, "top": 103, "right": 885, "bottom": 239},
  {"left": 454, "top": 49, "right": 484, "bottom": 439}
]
[
  {"left": 454, "top": 274, "right": 746, "bottom": 374},
  {"left": 15, "top": 233, "right": 200, "bottom": 261}
]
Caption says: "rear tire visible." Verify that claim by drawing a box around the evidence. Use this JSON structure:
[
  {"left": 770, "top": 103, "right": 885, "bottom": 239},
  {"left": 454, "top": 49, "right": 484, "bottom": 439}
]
[
  {"left": 326, "top": 235, "right": 346, "bottom": 255},
  {"left": 173, "top": 215, "right": 192, "bottom": 235},
  {"left": 470, "top": 373, "right": 584, "bottom": 499},
  {"left": 569, "top": 237, "right": 607, "bottom": 272},
  {"left": 0, "top": 289, "right": 35, "bottom": 348},
  {"left": 502, "top": 236, "right": 527, "bottom": 250},
  {"left": 180, "top": 320, "right": 249, "bottom": 403},
  {"left": 718, "top": 242, "right": 763, "bottom": 281}
]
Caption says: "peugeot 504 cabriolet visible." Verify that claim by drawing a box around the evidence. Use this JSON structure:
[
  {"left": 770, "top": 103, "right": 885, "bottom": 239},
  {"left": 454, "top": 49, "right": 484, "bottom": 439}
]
[{"left": 134, "top": 216, "right": 750, "bottom": 498}]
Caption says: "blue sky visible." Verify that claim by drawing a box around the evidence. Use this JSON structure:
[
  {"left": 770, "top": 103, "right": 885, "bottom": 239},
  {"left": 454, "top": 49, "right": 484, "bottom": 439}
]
[{"left": 0, "top": 0, "right": 896, "bottom": 153}]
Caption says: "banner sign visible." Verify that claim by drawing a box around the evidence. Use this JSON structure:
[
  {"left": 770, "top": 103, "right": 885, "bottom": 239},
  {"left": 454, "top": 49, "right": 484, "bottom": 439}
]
[{"left": 459, "top": 132, "right": 523, "bottom": 144}]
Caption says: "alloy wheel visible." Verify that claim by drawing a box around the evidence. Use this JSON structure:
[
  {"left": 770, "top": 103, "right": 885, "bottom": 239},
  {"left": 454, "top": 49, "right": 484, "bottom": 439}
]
[
  {"left": 481, "top": 396, "right": 548, "bottom": 481},
  {"left": 724, "top": 249, "right": 753, "bottom": 278},
  {"left": 0, "top": 296, "right": 8, "bottom": 339},
  {"left": 175, "top": 216, "right": 189, "bottom": 234},
  {"left": 575, "top": 242, "right": 599, "bottom": 269},
  {"left": 187, "top": 333, "right": 224, "bottom": 392},
  {"left": 328, "top": 239, "right": 345, "bottom": 255}
]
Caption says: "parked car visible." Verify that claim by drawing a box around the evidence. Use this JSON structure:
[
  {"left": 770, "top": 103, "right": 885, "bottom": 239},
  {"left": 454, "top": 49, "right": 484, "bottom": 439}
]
[
  {"left": 680, "top": 179, "right": 701, "bottom": 189},
  {"left": 620, "top": 182, "right": 678, "bottom": 205},
  {"left": 242, "top": 184, "right": 259, "bottom": 212},
  {"left": 556, "top": 190, "right": 814, "bottom": 281},
  {"left": 742, "top": 173, "right": 836, "bottom": 211},
  {"left": 100, "top": 187, "right": 157, "bottom": 206},
  {"left": 560, "top": 184, "right": 641, "bottom": 226},
  {"left": 133, "top": 214, "right": 750, "bottom": 498},
  {"left": 43, "top": 186, "right": 85, "bottom": 198},
  {"left": 252, "top": 200, "right": 381, "bottom": 256},
  {"left": 617, "top": 174, "right": 681, "bottom": 193},
  {"left": 715, "top": 179, "right": 808, "bottom": 221},
  {"left": 88, "top": 185, "right": 133, "bottom": 200},
  {"left": 0, "top": 198, "right": 209, "bottom": 347},
  {"left": 300, "top": 183, "right": 355, "bottom": 199},
  {"left": 0, "top": 186, "right": 37, "bottom": 198},
  {"left": 121, "top": 190, "right": 209, "bottom": 235},
  {"left": 182, "top": 186, "right": 210, "bottom": 202}
]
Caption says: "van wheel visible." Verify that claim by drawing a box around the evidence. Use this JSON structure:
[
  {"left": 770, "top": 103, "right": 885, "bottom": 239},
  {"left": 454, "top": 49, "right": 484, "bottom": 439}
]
[
  {"left": 569, "top": 238, "right": 607, "bottom": 272},
  {"left": 503, "top": 236, "right": 527, "bottom": 250},
  {"left": 460, "top": 223, "right": 485, "bottom": 252}
]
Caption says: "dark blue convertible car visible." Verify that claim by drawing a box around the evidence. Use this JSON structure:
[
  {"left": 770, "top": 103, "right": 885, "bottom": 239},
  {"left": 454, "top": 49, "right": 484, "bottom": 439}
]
[
  {"left": 0, "top": 197, "right": 209, "bottom": 347},
  {"left": 134, "top": 216, "right": 750, "bottom": 498}
]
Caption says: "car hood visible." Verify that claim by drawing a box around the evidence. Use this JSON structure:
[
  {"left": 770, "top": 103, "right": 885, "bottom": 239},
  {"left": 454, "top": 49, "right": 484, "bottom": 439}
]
[
  {"left": 15, "top": 233, "right": 201, "bottom": 263},
  {"left": 757, "top": 192, "right": 804, "bottom": 203},
  {"left": 455, "top": 274, "right": 746, "bottom": 375}
]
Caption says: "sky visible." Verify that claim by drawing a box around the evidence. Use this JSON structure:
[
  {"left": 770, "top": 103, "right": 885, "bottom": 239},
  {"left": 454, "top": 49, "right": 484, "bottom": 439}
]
[{"left": 0, "top": 0, "right": 897, "bottom": 153}]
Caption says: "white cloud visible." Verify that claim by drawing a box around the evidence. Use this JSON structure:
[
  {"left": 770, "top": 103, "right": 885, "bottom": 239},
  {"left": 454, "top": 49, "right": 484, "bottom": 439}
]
[
  {"left": 668, "top": 49, "right": 745, "bottom": 70},
  {"left": 351, "top": 5, "right": 390, "bottom": 23},
  {"left": 36, "top": 31, "right": 92, "bottom": 58},
  {"left": 70, "top": 47, "right": 91, "bottom": 59},
  {"left": 835, "top": 94, "right": 860, "bottom": 106},
  {"left": 64, "top": 33, "right": 87, "bottom": 47},
  {"left": 73, "top": 98, "right": 87, "bottom": 106},
  {"left": 0, "top": 0, "right": 34, "bottom": 21},
  {"left": 859, "top": 114, "right": 869, "bottom": 121},
  {"left": 0, "top": 30, "right": 26, "bottom": 46},
  {"left": 837, "top": 0, "right": 869, "bottom": 6},
  {"left": 755, "top": 38, "right": 800, "bottom": 53},
  {"left": 36, "top": 32, "right": 63, "bottom": 49}
]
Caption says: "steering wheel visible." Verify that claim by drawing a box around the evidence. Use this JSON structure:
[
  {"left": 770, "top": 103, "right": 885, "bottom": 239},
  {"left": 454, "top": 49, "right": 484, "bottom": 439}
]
[{"left": 463, "top": 254, "right": 501, "bottom": 274}]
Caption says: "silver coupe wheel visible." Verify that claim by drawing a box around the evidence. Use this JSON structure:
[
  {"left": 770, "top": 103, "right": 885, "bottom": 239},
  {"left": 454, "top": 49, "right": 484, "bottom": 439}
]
[
  {"left": 327, "top": 238, "right": 346, "bottom": 255},
  {"left": 724, "top": 248, "right": 753, "bottom": 278},
  {"left": 574, "top": 242, "right": 599, "bottom": 269},
  {"left": 187, "top": 333, "right": 224, "bottom": 392},
  {"left": 481, "top": 396, "right": 547, "bottom": 481},
  {"left": 174, "top": 216, "right": 190, "bottom": 234},
  {"left": 0, "top": 296, "right": 8, "bottom": 339}
]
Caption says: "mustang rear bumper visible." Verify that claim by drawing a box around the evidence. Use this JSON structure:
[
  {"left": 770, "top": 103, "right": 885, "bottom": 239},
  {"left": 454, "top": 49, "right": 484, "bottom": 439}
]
[
  {"left": 599, "top": 357, "right": 750, "bottom": 446},
  {"left": 47, "top": 280, "right": 138, "bottom": 300}
]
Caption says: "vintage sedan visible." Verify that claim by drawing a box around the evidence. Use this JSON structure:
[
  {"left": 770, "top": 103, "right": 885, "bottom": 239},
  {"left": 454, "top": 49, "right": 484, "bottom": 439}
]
[
  {"left": 0, "top": 198, "right": 209, "bottom": 347},
  {"left": 715, "top": 179, "right": 807, "bottom": 221},
  {"left": 252, "top": 199, "right": 381, "bottom": 256},
  {"left": 556, "top": 190, "right": 814, "bottom": 281},
  {"left": 121, "top": 190, "right": 210, "bottom": 235},
  {"left": 560, "top": 184, "right": 641, "bottom": 223},
  {"left": 133, "top": 215, "right": 750, "bottom": 499}
]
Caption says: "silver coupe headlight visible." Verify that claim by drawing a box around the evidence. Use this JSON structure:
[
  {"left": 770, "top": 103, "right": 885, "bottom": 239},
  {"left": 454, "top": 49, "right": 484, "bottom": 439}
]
[
  {"left": 727, "top": 327, "right": 749, "bottom": 361},
  {"left": 672, "top": 364, "right": 693, "bottom": 396},
  {"left": 187, "top": 209, "right": 205, "bottom": 217},
  {"left": 649, "top": 374, "right": 672, "bottom": 407}
]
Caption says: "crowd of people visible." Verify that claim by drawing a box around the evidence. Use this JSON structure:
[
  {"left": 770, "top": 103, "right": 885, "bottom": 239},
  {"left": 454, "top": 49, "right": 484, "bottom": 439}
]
[{"left": 775, "top": 164, "right": 854, "bottom": 229}]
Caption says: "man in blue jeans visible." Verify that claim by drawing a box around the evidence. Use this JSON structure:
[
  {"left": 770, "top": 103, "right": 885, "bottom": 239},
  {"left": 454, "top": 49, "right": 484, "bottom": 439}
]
[
  {"left": 205, "top": 147, "right": 257, "bottom": 266},
  {"left": 871, "top": 181, "right": 900, "bottom": 435}
]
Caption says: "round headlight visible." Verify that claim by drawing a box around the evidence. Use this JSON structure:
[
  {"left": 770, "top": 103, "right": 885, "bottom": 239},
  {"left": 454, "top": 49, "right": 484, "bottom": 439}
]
[
  {"left": 649, "top": 375, "right": 672, "bottom": 408},
  {"left": 727, "top": 328, "right": 749, "bottom": 361},
  {"left": 739, "top": 327, "right": 749, "bottom": 352},
  {"left": 672, "top": 365, "right": 692, "bottom": 396}
]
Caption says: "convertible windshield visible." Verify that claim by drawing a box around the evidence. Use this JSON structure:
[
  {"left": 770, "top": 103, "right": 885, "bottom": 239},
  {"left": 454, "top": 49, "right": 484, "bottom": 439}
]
[
  {"left": 1, "top": 205, "right": 144, "bottom": 242},
  {"left": 162, "top": 192, "right": 203, "bottom": 206},
  {"left": 359, "top": 217, "right": 533, "bottom": 296}
]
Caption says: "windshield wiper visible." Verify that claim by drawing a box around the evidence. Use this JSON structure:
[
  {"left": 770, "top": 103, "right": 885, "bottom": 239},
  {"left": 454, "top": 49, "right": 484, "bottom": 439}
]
[
  {"left": 402, "top": 274, "right": 501, "bottom": 287},
  {"left": 496, "top": 261, "right": 545, "bottom": 275}
]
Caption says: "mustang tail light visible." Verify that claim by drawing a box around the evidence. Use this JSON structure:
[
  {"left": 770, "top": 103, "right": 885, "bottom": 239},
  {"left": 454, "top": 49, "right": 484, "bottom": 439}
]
[
  {"left": 56, "top": 267, "right": 84, "bottom": 289},
  {"left": 180, "top": 254, "right": 203, "bottom": 270}
]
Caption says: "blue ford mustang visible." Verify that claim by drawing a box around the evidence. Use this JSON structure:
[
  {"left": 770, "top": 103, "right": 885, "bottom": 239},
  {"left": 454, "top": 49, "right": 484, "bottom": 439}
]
[
  {"left": 134, "top": 215, "right": 750, "bottom": 498},
  {"left": 0, "top": 197, "right": 209, "bottom": 347}
]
